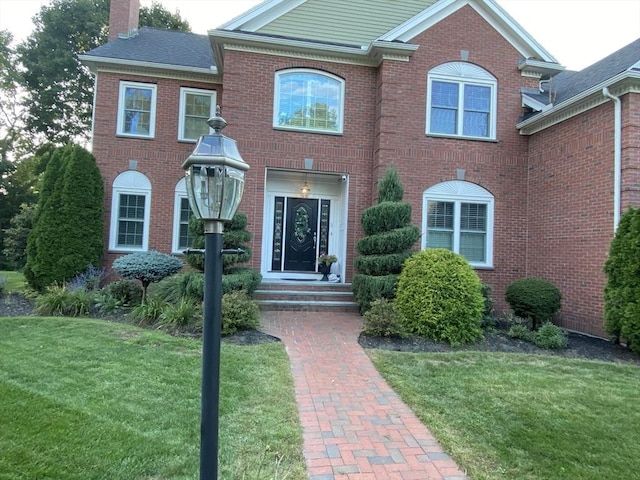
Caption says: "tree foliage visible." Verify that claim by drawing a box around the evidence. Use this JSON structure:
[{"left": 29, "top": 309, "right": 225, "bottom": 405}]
[
  {"left": 113, "top": 251, "right": 184, "bottom": 304},
  {"left": 24, "top": 144, "right": 104, "bottom": 290},
  {"left": 17, "top": 0, "right": 190, "bottom": 145},
  {"left": 352, "top": 165, "right": 420, "bottom": 312},
  {"left": 603, "top": 207, "right": 640, "bottom": 352}
]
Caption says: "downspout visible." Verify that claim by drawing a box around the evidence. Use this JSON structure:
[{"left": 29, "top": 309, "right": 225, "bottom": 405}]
[{"left": 602, "top": 87, "right": 622, "bottom": 230}]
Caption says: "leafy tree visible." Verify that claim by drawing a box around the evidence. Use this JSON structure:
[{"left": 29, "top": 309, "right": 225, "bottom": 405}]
[
  {"left": 352, "top": 165, "right": 420, "bottom": 312},
  {"left": 17, "top": 0, "right": 190, "bottom": 145},
  {"left": 603, "top": 207, "right": 640, "bottom": 352},
  {"left": 113, "top": 251, "right": 184, "bottom": 304},
  {"left": 24, "top": 144, "right": 103, "bottom": 290},
  {"left": 0, "top": 30, "right": 24, "bottom": 164}
]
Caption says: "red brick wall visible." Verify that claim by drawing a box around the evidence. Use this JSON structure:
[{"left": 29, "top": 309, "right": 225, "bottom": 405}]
[{"left": 92, "top": 72, "right": 221, "bottom": 276}]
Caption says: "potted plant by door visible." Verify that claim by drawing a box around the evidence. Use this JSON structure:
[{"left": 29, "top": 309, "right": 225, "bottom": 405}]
[{"left": 317, "top": 254, "right": 338, "bottom": 281}]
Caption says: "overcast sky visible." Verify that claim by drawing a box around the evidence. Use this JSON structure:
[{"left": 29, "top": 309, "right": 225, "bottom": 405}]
[{"left": 0, "top": 0, "right": 638, "bottom": 71}]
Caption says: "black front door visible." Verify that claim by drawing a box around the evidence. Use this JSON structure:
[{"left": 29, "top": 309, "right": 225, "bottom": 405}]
[{"left": 283, "top": 198, "right": 318, "bottom": 272}]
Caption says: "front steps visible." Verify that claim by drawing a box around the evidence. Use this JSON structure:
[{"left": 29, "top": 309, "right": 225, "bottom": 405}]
[{"left": 255, "top": 280, "right": 360, "bottom": 312}]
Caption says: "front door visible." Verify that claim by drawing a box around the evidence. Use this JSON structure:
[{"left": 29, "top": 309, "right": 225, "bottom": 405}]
[{"left": 283, "top": 198, "right": 318, "bottom": 272}]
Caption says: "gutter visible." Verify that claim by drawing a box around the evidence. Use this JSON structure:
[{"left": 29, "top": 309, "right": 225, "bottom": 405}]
[{"left": 602, "top": 87, "right": 622, "bottom": 231}]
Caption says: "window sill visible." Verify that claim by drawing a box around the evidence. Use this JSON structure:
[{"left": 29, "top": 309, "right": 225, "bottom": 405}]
[
  {"left": 426, "top": 133, "right": 498, "bottom": 143},
  {"left": 471, "top": 264, "right": 495, "bottom": 270},
  {"left": 273, "top": 126, "right": 343, "bottom": 136},
  {"left": 116, "top": 133, "right": 155, "bottom": 140},
  {"left": 108, "top": 247, "right": 147, "bottom": 254}
]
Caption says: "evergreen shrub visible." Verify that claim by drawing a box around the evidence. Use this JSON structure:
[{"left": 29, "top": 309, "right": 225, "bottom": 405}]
[
  {"left": 113, "top": 251, "right": 184, "bottom": 303},
  {"left": 395, "top": 249, "right": 484, "bottom": 346},
  {"left": 362, "top": 298, "right": 407, "bottom": 338},
  {"left": 353, "top": 252, "right": 413, "bottom": 276},
  {"left": 505, "top": 277, "right": 562, "bottom": 330},
  {"left": 100, "top": 279, "right": 143, "bottom": 306},
  {"left": 507, "top": 323, "right": 533, "bottom": 341},
  {"left": 356, "top": 227, "right": 421, "bottom": 256},
  {"left": 221, "top": 290, "right": 260, "bottom": 335},
  {"left": 352, "top": 274, "right": 398, "bottom": 313},
  {"left": 361, "top": 202, "right": 413, "bottom": 236},
  {"left": 222, "top": 268, "right": 262, "bottom": 296},
  {"left": 603, "top": 206, "right": 640, "bottom": 351}
]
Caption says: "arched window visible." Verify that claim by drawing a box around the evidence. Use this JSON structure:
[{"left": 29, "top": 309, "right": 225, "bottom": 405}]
[
  {"left": 274, "top": 69, "right": 345, "bottom": 134},
  {"left": 422, "top": 181, "right": 494, "bottom": 268},
  {"left": 109, "top": 171, "right": 151, "bottom": 251},
  {"left": 172, "top": 177, "right": 194, "bottom": 254},
  {"left": 426, "top": 62, "right": 497, "bottom": 140}
]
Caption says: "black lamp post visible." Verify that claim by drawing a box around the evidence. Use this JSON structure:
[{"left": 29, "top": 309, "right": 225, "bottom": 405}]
[{"left": 182, "top": 108, "right": 249, "bottom": 480}]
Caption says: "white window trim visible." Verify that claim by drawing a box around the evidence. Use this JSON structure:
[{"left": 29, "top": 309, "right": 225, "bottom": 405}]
[
  {"left": 109, "top": 171, "right": 151, "bottom": 252},
  {"left": 422, "top": 180, "right": 494, "bottom": 268},
  {"left": 116, "top": 81, "right": 157, "bottom": 138},
  {"left": 172, "top": 178, "right": 192, "bottom": 254},
  {"left": 178, "top": 87, "right": 216, "bottom": 142},
  {"left": 426, "top": 62, "right": 497, "bottom": 141},
  {"left": 273, "top": 68, "right": 345, "bottom": 135}
]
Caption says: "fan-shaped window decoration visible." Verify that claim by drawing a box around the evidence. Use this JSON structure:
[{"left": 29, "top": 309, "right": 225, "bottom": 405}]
[
  {"left": 422, "top": 180, "right": 494, "bottom": 268},
  {"left": 426, "top": 62, "right": 497, "bottom": 140},
  {"left": 109, "top": 170, "right": 151, "bottom": 252}
]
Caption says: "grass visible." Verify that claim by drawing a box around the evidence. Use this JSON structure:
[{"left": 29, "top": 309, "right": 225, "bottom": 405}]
[
  {"left": 0, "top": 317, "right": 305, "bottom": 480},
  {"left": 368, "top": 350, "right": 640, "bottom": 480},
  {"left": 0, "top": 270, "right": 26, "bottom": 293}
]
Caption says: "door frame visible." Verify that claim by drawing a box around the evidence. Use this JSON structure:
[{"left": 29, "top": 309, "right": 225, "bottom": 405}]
[{"left": 261, "top": 168, "right": 349, "bottom": 282}]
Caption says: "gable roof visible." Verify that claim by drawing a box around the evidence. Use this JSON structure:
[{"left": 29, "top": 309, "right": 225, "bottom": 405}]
[
  {"left": 518, "top": 38, "right": 640, "bottom": 134},
  {"left": 79, "top": 27, "right": 217, "bottom": 78},
  {"left": 217, "top": 0, "right": 559, "bottom": 64}
]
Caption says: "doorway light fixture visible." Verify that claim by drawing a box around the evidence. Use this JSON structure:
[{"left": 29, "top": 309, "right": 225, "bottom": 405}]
[{"left": 301, "top": 174, "right": 310, "bottom": 198}]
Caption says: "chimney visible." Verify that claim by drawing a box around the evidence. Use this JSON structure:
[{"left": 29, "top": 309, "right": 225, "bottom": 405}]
[{"left": 108, "top": 0, "right": 140, "bottom": 41}]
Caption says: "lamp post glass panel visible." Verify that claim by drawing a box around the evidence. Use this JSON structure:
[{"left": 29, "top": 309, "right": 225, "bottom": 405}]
[{"left": 182, "top": 109, "right": 249, "bottom": 480}]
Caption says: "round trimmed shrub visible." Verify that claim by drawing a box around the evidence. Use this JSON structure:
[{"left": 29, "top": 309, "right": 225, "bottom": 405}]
[
  {"left": 533, "top": 322, "right": 568, "bottom": 349},
  {"left": 505, "top": 277, "right": 562, "bottom": 329},
  {"left": 221, "top": 290, "right": 260, "bottom": 335},
  {"left": 395, "top": 249, "right": 484, "bottom": 346}
]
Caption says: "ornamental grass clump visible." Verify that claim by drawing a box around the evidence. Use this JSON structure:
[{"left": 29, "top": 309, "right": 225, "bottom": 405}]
[{"left": 394, "top": 248, "right": 484, "bottom": 346}]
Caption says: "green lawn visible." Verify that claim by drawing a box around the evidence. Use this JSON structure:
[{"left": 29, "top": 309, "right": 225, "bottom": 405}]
[
  {"left": 0, "top": 271, "right": 26, "bottom": 293},
  {"left": 0, "top": 317, "right": 305, "bottom": 480},
  {"left": 368, "top": 350, "right": 640, "bottom": 480}
]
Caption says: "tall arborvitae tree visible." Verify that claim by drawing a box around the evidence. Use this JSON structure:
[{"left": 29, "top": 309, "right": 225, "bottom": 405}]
[
  {"left": 24, "top": 144, "right": 103, "bottom": 290},
  {"left": 352, "top": 165, "right": 420, "bottom": 312},
  {"left": 603, "top": 206, "right": 640, "bottom": 352}
]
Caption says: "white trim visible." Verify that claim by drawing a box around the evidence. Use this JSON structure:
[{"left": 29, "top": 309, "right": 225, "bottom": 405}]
[
  {"left": 422, "top": 180, "right": 494, "bottom": 268},
  {"left": 172, "top": 178, "right": 193, "bottom": 254},
  {"left": 426, "top": 62, "right": 497, "bottom": 140},
  {"left": 273, "top": 69, "right": 345, "bottom": 134},
  {"left": 178, "top": 87, "right": 216, "bottom": 142},
  {"left": 219, "top": 0, "right": 305, "bottom": 31},
  {"left": 109, "top": 171, "right": 151, "bottom": 252},
  {"left": 116, "top": 81, "right": 157, "bottom": 138}
]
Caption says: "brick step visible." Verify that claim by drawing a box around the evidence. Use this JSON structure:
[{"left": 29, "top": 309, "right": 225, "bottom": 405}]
[{"left": 255, "top": 281, "right": 359, "bottom": 312}]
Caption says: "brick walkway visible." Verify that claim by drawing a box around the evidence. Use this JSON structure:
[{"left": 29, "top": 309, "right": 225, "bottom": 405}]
[{"left": 260, "top": 311, "right": 468, "bottom": 480}]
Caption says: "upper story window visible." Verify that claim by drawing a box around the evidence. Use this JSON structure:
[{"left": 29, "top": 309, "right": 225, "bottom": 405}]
[
  {"left": 109, "top": 170, "right": 151, "bottom": 252},
  {"left": 274, "top": 69, "right": 344, "bottom": 134},
  {"left": 422, "top": 181, "right": 494, "bottom": 268},
  {"left": 426, "top": 63, "right": 497, "bottom": 140},
  {"left": 178, "top": 87, "right": 216, "bottom": 142},
  {"left": 117, "top": 81, "right": 157, "bottom": 138}
]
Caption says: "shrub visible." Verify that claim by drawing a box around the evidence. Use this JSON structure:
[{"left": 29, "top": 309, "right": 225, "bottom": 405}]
[
  {"left": 100, "top": 279, "right": 143, "bottom": 306},
  {"left": 507, "top": 324, "right": 533, "bottom": 341},
  {"left": 221, "top": 290, "right": 260, "bottom": 335},
  {"left": 362, "top": 298, "right": 407, "bottom": 338},
  {"left": 159, "top": 297, "right": 202, "bottom": 329},
  {"left": 113, "top": 251, "right": 184, "bottom": 303},
  {"left": 603, "top": 206, "right": 640, "bottom": 351},
  {"left": 222, "top": 268, "right": 262, "bottom": 296},
  {"left": 2, "top": 203, "right": 36, "bottom": 270},
  {"left": 395, "top": 249, "right": 484, "bottom": 346},
  {"left": 532, "top": 322, "right": 568, "bottom": 349},
  {"left": 67, "top": 264, "right": 105, "bottom": 291},
  {"left": 35, "top": 284, "right": 94, "bottom": 317},
  {"left": 505, "top": 277, "right": 562, "bottom": 330},
  {"left": 130, "top": 296, "right": 168, "bottom": 324},
  {"left": 481, "top": 284, "right": 496, "bottom": 329},
  {"left": 352, "top": 274, "right": 398, "bottom": 313}
]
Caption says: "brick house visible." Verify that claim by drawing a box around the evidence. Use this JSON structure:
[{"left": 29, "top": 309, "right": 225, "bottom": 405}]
[{"left": 79, "top": 0, "right": 640, "bottom": 338}]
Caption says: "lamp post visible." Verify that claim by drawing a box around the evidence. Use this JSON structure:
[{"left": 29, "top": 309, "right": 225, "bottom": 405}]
[{"left": 182, "top": 107, "right": 249, "bottom": 480}]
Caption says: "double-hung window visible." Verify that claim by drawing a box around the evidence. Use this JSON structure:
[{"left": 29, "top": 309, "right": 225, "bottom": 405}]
[
  {"left": 422, "top": 181, "right": 494, "bottom": 268},
  {"left": 110, "top": 171, "right": 151, "bottom": 252},
  {"left": 178, "top": 87, "right": 216, "bottom": 141},
  {"left": 172, "top": 178, "right": 194, "bottom": 253},
  {"left": 274, "top": 69, "right": 344, "bottom": 134},
  {"left": 426, "top": 63, "right": 497, "bottom": 140},
  {"left": 117, "top": 81, "right": 157, "bottom": 138}
]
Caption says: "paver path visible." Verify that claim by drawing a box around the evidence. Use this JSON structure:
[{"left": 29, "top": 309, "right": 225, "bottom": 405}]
[{"left": 260, "top": 311, "right": 468, "bottom": 480}]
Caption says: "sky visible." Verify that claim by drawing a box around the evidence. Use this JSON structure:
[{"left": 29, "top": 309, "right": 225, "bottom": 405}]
[{"left": 0, "top": 0, "right": 638, "bottom": 71}]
